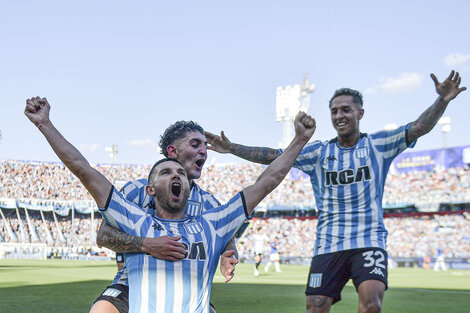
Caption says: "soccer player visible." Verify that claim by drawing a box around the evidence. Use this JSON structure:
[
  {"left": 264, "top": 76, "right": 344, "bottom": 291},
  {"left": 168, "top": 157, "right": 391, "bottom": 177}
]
[
  {"left": 264, "top": 237, "right": 282, "bottom": 273},
  {"left": 205, "top": 71, "right": 466, "bottom": 313},
  {"left": 252, "top": 227, "right": 269, "bottom": 276},
  {"left": 91, "top": 121, "right": 239, "bottom": 313},
  {"left": 433, "top": 247, "right": 448, "bottom": 271},
  {"left": 24, "top": 97, "right": 316, "bottom": 313}
]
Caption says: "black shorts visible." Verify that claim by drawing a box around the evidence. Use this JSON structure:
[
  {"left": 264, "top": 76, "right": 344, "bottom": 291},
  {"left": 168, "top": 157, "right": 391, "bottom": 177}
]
[
  {"left": 93, "top": 284, "right": 129, "bottom": 313},
  {"left": 305, "top": 247, "right": 388, "bottom": 304},
  {"left": 92, "top": 283, "right": 217, "bottom": 313}
]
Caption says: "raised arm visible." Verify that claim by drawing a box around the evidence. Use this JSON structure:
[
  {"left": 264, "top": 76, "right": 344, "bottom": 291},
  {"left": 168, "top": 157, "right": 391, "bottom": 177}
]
[
  {"left": 205, "top": 131, "right": 280, "bottom": 165},
  {"left": 407, "top": 71, "right": 466, "bottom": 143},
  {"left": 242, "top": 112, "right": 316, "bottom": 214},
  {"left": 24, "top": 97, "right": 111, "bottom": 207}
]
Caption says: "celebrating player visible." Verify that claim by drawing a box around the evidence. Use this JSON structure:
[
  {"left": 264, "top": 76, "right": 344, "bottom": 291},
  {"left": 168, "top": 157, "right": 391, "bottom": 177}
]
[
  {"left": 91, "top": 121, "right": 239, "bottom": 313},
  {"left": 24, "top": 97, "right": 315, "bottom": 313},
  {"left": 205, "top": 71, "right": 466, "bottom": 313}
]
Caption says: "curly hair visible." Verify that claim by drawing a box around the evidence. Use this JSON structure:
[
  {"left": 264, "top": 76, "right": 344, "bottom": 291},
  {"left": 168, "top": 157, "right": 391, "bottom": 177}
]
[
  {"left": 329, "top": 88, "right": 363, "bottom": 108},
  {"left": 159, "top": 121, "right": 205, "bottom": 157}
]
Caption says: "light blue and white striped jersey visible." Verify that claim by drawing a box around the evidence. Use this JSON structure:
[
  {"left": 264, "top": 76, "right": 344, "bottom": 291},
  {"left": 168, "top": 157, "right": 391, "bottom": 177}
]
[
  {"left": 282, "top": 124, "right": 415, "bottom": 256},
  {"left": 100, "top": 187, "right": 248, "bottom": 313},
  {"left": 112, "top": 178, "right": 221, "bottom": 286}
]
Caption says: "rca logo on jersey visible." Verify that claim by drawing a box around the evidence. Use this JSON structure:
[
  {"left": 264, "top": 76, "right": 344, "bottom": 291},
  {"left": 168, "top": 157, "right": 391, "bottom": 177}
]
[
  {"left": 369, "top": 267, "right": 385, "bottom": 277},
  {"left": 325, "top": 166, "right": 371, "bottom": 186},
  {"left": 182, "top": 241, "right": 207, "bottom": 260}
]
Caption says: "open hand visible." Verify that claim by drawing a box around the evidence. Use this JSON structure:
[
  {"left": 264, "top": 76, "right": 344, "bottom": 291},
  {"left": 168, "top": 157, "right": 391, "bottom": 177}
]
[
  {"left": 431, "top": 71, "right": 466, "bottom": 103},
  {"left": 142, "top": 236, "right": 187, "bottom": 261},
  {"left": 205, "top": 131, "right": 233, "bottom": 154}
]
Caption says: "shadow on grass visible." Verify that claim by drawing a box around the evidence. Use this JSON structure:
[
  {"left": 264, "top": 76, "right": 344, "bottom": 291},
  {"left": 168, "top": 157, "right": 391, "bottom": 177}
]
[
  {"left": 0, "top": 263, "right": 113, "bottom": 269},
  {"left": 0, "top": 280, "right": 109, "bottom": 313},
  {"left": 1, "top": 280, "right": 469, "bottom": 313},
  {"left": 211, "top": 283, "right": 470, "bottom": 313}
]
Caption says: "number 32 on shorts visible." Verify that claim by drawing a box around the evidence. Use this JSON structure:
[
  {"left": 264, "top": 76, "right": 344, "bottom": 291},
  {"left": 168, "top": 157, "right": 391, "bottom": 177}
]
[{"left": 362, "top": 250, "right": 386, "bottom": 269}]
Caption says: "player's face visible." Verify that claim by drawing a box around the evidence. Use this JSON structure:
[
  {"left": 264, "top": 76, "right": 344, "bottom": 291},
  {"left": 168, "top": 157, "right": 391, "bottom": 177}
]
[
  {"left": 174, "top": 131, "right": 207, "bottom": 180},
  {"left": 151, "top": 161, "right": 190, "bottom": 213},
  {"left": 330, "top": 95, "right": 364, "bottom": 139}
]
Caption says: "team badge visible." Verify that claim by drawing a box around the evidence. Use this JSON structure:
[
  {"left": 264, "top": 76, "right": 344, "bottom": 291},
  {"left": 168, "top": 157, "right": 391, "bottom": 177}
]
[
  {"left": 355, "top": 147, "right": 369, "bottom": 159},
  {"left": 186, "top": 200, "right": 202, "bottom": 217},
  {"left": 309, "top": 273, "right": 322, "bottom": 288},
  {"left": 102, "top": 288, "right": 122, "bottom": 297},
  {"left": 184, "top": 219, "right": 203, "bottom": 234}
]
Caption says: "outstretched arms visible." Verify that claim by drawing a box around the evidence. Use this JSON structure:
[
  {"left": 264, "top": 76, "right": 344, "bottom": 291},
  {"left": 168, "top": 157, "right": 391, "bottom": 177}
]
[
  {"left": 205, "top": 131, "right": 280, "bottom": 165},
  {"left": 242, "top": 112, "right": 316, "bottom": 214},
  {"left": 407, "top": 71, "right": 466, "bottom": 143},
  {"left": 25, "top": 97, "right": 111, "bottom": 207}
]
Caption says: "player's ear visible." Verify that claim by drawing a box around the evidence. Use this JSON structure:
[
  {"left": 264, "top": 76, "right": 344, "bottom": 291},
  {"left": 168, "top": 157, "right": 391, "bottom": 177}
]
[
  {"left": 167, "top": 145, "right": 178, "bottom": 158},
  {"left": 358, "top": 108, "right": 364, "bottom": 120},
  {"left": 146, "top": 185, "right": 156, "bottom": 197}
]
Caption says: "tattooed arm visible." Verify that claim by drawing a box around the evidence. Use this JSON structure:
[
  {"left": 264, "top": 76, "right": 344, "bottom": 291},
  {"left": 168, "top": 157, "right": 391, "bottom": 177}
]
[
  {"left": 97, "top": 219, "right": 187, "bottom": 261},
  {"left": 407, "top": 71, "right": 466, "bottom": 144},
  {"left": 97, "top": 221, "right": 143, "bottom": 252},
  {"left": 205, "top": 130, "right": 281, "bottom": 165}
]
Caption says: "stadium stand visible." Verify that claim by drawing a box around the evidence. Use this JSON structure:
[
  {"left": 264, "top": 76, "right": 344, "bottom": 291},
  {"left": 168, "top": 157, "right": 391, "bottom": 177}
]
[{"left": 1, "top": 159, "right": 469, "bottom": 267}]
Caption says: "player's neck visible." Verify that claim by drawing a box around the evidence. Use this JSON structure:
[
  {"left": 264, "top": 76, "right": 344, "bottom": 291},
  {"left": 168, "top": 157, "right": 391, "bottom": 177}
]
[
  {"left": 154, "top": 206, "right": 186, "bottom": 220},
  {"left": 337, "top": 132, "right": 360, "bottom": 148}
]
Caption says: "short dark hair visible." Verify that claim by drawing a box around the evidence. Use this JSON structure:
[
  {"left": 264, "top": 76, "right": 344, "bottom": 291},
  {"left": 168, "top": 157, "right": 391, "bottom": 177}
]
[
  {"left": 147, "top": 158, "right": 183, "bottom": 183},
  {"left": 159, "top": 121, "right": 205, "bottom": 157},
  {"left": 329, "top": 88, "right": 363, "bottom": 108}
]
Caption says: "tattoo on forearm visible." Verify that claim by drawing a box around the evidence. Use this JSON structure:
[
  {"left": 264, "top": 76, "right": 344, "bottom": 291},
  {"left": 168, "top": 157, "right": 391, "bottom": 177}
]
[
  {"left": 409, "top": 97, "right": 448, "bottom": 142},
  {"left": 233, "top": 144, "right": 280, "bottom": 165},
  {"left": 98, "top": 222, "right": 143, "bottom": 253}
]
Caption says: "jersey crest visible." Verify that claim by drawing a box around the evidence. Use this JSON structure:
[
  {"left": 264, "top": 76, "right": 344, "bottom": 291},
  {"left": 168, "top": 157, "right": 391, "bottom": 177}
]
[
  {"left": 355, "top": 146, "right": 369, "bottom": 159},
  {"left": 186, "top": 200, "right": 202, "bottom": 216},
  {"left": 184, "top": 219, "right": 203, "bottom": 235}
]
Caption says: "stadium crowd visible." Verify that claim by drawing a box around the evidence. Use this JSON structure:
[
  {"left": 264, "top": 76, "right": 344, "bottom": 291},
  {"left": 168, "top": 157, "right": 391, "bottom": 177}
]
[
  {"left": 1, "top": 160, "right": 470, "bottom": 259},
  {"left": 4, "top": 160, "right": 470, "bottom": 208},
  {"left": 240, "top": 213, "right": 470, "bottom": 259}
]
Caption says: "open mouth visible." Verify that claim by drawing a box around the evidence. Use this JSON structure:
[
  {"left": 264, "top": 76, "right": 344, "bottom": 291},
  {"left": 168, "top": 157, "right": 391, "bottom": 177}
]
[
  {"left": 195, "top": 159, "right": 205, "bottom": 169},
  {"left": 171, "top": 182, "right": 181, "bottom": 197}
]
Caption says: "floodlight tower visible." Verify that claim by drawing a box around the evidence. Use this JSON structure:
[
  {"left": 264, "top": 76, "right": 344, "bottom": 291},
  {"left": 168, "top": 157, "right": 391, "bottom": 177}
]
[
  {"left": 438, "top": 116, "right": 451, "bottom": 148},
  {"left": 276, "top": 74, "right": 315, "bottom": 148},
  {"left": 105, "top": 144, "right": 119, "bottom": 163}
]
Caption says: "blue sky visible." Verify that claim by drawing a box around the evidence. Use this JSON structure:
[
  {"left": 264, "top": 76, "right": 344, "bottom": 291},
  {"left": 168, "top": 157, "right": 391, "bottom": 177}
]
[{"left": 1, "top": 1, "right": 470, "bottom": 165}]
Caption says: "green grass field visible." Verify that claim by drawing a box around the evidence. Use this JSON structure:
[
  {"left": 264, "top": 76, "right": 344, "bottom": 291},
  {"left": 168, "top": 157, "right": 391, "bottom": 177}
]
[{"left": 1, "top": 259, "right": 469, "bottom": 313}]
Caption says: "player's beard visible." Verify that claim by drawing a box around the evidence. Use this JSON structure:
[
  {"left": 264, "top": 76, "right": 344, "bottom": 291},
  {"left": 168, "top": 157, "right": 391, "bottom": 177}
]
[{"left": 155, "top": 185, "right": 190, "bottom": 215}]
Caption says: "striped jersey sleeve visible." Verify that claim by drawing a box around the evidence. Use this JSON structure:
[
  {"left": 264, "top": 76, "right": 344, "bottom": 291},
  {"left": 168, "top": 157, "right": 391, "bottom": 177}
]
[
  {"left": 202, "top": 192, "right": 249, "bottom": 249},
  {"left": 99, "top": 187, "right": 153, "bottom": 237},
  {"left": 120, "top": 178, "right": 155, "bottom": 213}
]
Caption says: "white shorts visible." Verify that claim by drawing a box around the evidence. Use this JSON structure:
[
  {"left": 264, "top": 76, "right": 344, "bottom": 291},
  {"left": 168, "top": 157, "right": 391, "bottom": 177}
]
[{"left": 270, "top": 253, "right": 280, "bottom": 262}]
